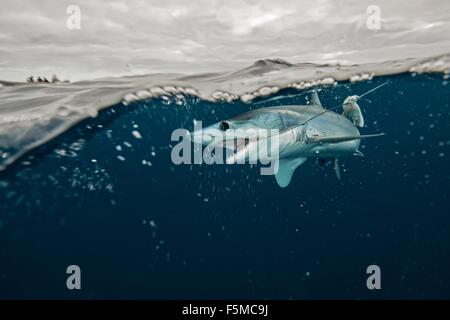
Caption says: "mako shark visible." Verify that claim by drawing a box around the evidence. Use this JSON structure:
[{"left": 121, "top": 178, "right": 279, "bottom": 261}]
[{"left": 191, "top": 88, "right": 386, "bottom": 188}]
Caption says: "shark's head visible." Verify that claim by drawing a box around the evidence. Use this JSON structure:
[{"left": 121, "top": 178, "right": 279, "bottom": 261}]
[
  {"left": 191, "top": 111, "right": 283, "bottom": 164},
  {"left": 191, "top": 119, "right": 253, "bottom": 146},
  {"left": 191, "top": 110, "right": 281, "bottom": 146}
]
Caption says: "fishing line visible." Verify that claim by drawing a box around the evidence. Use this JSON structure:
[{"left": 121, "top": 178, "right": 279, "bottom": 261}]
[{"left": 264, "top": 80, "right": 390, "bottom": 138}]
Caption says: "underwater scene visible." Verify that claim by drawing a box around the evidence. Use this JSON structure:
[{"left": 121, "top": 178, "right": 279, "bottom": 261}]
[
  {"left": 1, "top": 0, "right": 450, "bottom": 301},
  {"left": 1, "top": 70, "right": 449, "bottom": 299}
]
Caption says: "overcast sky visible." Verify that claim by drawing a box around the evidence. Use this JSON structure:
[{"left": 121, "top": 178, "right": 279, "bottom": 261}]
[{"left": 1, "top": 0, "right": 449, "bottom": 81}]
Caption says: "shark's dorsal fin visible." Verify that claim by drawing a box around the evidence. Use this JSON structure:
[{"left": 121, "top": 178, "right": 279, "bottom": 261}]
[
  {"left": 274, "top": 158, "right": 307, "bottom": 188},
  {"left": 310, "top": 91, "right": 323, "bottom": 108}
]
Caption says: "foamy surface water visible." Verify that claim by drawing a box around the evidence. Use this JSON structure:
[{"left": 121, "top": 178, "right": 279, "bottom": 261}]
[{"left": 1, "top": 54, "right": 449, "bottom": 170}]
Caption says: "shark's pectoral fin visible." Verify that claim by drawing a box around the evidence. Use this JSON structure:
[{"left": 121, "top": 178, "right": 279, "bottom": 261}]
[
  {"left": 334, "top": 158, "right": 341, "bottom": 180},
  {"left": 274, "top": 158, "right": 307, "bottom": 188}
]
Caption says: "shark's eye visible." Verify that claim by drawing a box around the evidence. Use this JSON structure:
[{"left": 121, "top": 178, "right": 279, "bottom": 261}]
[{"left": 219, "top": 121, "right": 230, "bottom": 131}]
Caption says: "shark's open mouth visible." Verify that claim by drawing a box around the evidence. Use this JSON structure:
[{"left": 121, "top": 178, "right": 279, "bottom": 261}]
[
  {"left": 233, "top": 137, "right": 250, "bottom": 150},
  {"left": 225, "top": 137, "right": 260, "bottom": 164},
  {"left": 217, "top": 137, "right": 250, "bottom": 151}
]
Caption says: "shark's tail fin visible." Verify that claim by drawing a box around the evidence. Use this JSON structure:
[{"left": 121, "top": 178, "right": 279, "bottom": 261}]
[
  {"left": 341, "top": 81, "right": 390, "bottom": 128},
  {"left": 342, "top": 95, "right": 364, "bottom": 127}
]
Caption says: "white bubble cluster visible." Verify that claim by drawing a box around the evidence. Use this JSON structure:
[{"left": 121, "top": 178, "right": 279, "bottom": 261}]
[
  {"left": 349, "top": 73, "right": 374, "bottom": 83},
  {"left": 410, "top": 55, "right": 450, "bottom": 74}
]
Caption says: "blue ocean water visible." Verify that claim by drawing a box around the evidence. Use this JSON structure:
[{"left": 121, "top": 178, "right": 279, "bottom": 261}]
[{"left": 0, "top": 74, "right": 449, "bottom": 299}]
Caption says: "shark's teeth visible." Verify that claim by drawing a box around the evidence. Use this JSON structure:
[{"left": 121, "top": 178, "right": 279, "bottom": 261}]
[
  {"left": 225, "top": 139, "right": 260, "bottom": 165},
  {"left": 225, "top": 155, "right": 235, "bottom": 164}
]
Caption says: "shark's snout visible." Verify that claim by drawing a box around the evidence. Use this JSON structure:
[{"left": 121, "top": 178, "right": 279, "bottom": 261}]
[{"left": 191, "top": 130, "right": 214, "bottom": 145}]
